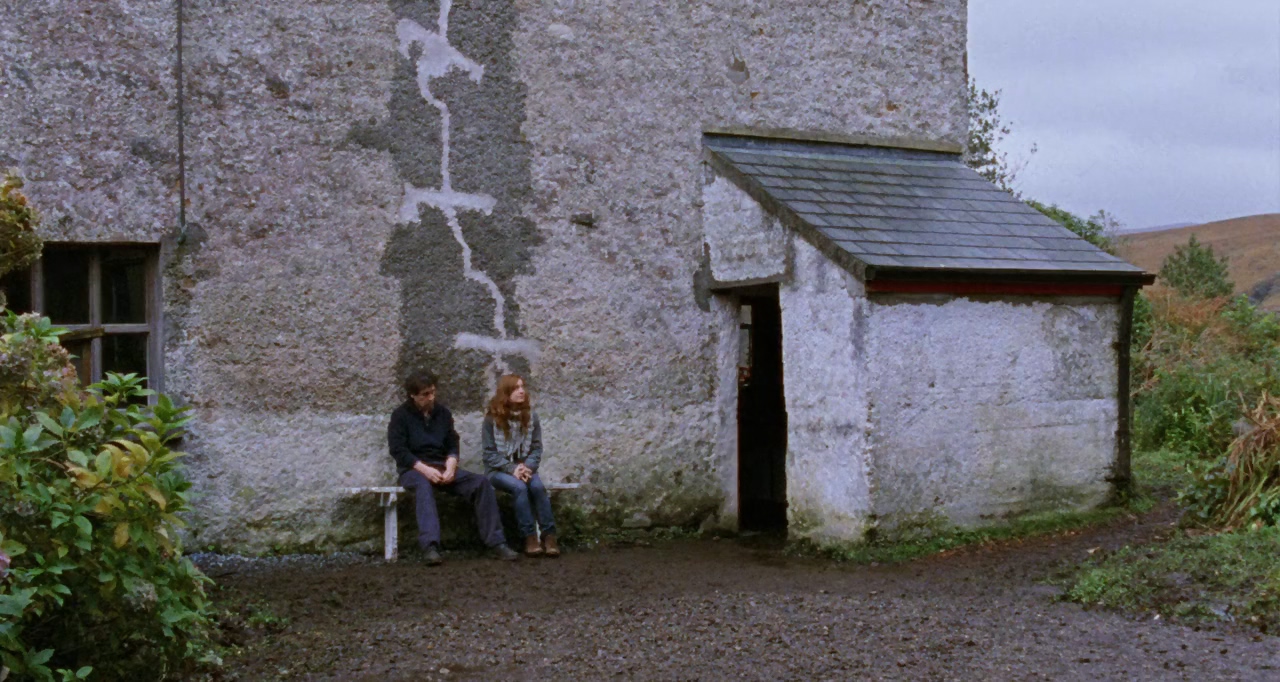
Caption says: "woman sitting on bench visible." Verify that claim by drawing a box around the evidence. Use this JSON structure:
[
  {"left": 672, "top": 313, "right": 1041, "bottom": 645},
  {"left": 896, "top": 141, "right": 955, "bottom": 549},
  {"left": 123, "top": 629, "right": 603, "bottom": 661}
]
[{"left": 482, "top": 374, "right": 560, "bottom": 557}]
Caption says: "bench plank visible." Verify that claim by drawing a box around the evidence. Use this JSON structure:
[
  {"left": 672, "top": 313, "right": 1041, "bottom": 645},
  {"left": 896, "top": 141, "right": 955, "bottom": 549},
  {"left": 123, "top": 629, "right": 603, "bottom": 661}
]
[
  {"left": 348, "top": 482, "right": 579, "bottom": 495},
  {"left": 344, "top": 481, "right": 581, "bottom": 561}
]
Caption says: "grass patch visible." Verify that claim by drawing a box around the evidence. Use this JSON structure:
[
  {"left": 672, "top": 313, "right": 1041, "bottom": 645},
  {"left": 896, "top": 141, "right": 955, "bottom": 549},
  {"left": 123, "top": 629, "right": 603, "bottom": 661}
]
[
  {"left": 1132, "top": 448, "right": 1196, "bottom": 495},
  {"left": 1060, "top": 526, "right": 1280, "bottom": 633},
  {"left": 792, "top": 504, "right": 1140, "bottom": 565}
]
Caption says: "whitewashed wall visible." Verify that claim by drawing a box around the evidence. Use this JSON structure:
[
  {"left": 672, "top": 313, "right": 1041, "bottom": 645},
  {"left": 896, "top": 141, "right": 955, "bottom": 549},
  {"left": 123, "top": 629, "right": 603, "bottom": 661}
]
[
  {"left": 701, "top": 171, "right": 1124, "bottom": 544},
  {"left": 865, "top": 297, "right": 1121, "bottom": 530},
  {"left": 778, "top": 238, "right": 874, "bottom": 543}
]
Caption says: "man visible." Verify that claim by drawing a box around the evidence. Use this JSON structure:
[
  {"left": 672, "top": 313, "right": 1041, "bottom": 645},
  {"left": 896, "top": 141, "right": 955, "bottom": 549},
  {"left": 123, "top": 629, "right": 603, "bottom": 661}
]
[{"left": 388, "top": 370, "right": 519, "bottom": 565}]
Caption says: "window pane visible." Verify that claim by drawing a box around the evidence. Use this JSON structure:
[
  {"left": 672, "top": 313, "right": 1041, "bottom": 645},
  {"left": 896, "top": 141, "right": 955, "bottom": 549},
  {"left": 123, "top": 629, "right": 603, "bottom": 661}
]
[
  {"left": 43, "top": 249, "right": 91, "bottom": 324},
  {"left": 102, "top": 334, "right": 149, "bottom": 383},
  {"left": 1, "top": 267, "right": 32, "bottom": 313},
  {"left": 101, "top": 249, "right": 148, "bottom": 324},
  {"left": 63, "top": 339, "right": 91, "bottom": 384}
]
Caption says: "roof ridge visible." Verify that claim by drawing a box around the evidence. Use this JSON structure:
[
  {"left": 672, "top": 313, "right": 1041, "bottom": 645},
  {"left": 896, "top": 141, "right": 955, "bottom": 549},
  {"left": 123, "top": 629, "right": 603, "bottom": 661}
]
[{"left": 703, "top": 127, "right": 964, "bottom": 155}]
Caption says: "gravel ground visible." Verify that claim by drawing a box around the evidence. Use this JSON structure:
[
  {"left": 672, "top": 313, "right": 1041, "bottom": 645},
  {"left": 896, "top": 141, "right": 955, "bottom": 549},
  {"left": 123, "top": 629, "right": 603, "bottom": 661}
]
[{"left": 197, "top": 507, "right": 1280, "bottom": 681}]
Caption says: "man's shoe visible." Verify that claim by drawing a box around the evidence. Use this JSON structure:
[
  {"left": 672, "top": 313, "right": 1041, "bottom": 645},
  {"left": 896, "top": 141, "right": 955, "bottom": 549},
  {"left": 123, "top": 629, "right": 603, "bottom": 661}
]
[
  {"left": 423, "top": 545, "right": 443, "bottom": 566},
  {"left": 492, "top": 544, "right": 520, "bottom": 561},
  {"left": 543, "top": 534, "right": 560, "bottom": 558},
  {"left": 524, "top": 535, "right": 544, "bottom": 557}
]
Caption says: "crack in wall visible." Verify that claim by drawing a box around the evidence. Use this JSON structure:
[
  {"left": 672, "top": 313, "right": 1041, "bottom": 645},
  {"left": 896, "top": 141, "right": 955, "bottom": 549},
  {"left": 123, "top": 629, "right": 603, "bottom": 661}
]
[{"left": 394, "top": 1, "right": 534, "bottom": 384}]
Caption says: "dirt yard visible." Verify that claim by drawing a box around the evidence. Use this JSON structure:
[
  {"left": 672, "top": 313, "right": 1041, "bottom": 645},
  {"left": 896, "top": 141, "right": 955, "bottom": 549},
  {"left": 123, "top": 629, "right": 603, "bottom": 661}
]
[{"left": 198, "top": 506, "right": 1280, "bottom": 681}]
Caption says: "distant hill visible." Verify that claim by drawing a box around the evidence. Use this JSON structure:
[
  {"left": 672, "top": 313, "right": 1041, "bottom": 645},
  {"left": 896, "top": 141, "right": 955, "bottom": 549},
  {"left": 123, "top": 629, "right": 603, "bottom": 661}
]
[
  {"left": 1116, "top": 213, "right": 1280, "bottom": 312},
  {"left": 1122, "top": 221, "right": 1196, "bottom": 234}
]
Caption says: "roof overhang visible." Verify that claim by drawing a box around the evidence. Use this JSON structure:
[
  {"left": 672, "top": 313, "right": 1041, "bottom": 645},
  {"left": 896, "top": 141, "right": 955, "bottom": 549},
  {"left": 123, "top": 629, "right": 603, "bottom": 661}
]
[{"left": 703, "top": 132, "right": 1155, "bottom": 293}]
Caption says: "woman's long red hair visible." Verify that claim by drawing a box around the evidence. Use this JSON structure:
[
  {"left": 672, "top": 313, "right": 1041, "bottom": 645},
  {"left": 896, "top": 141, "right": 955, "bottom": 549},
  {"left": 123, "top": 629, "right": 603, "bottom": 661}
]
[{"left": 487, "top": 374, "right": 531, "bottom": 437}]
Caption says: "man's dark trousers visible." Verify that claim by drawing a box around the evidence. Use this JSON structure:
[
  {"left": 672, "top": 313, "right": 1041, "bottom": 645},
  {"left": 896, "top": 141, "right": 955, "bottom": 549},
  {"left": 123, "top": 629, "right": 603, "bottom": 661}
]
[{"left": 398, "top": 468, "right": 505, "bottom": 549}]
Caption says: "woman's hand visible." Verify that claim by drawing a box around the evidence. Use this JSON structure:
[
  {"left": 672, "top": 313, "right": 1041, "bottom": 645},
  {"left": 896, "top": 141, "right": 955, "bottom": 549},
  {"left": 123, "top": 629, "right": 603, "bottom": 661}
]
[{"left": 514, "top": 463, "right": 533, "bottom": 482}]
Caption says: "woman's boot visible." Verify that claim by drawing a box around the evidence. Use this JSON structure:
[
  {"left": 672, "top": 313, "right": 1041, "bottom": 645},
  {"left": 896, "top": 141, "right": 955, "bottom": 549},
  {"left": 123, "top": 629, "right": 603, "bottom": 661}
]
[
  {"left": 524, "top": 534, "right": 544, "bottom": 556},
  {"left": 543, "top": 534, "right": 560, "bottom": 557}
]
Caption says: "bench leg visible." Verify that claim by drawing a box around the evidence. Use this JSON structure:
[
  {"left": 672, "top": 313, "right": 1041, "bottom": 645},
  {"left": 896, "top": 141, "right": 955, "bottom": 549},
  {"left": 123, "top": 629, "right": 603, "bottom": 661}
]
[{"left": 382, "top": 492, "right": 398, "bottom": 562}]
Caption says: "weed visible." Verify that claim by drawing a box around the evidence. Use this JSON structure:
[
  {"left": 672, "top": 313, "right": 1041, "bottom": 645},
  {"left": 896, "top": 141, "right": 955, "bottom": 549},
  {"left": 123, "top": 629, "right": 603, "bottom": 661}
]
[
  {"left": 243, "top": 601, "right": 290, "bottom": 633},
  {"left": 1060, "top": 526, "right": 1280, "bottom": 633},
  {"left": 791, "top": 503, "right": 1142, "bottom": 565}
]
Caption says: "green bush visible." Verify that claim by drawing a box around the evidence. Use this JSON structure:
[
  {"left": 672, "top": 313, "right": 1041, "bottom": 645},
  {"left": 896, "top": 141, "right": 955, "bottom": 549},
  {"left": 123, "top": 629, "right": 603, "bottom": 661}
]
[
  {"left": 1130, "top": 283, "right": 1280, "bottom": 531},
  {"left": 1133, "top": 358, "right": 1265, "bottom": 455},
  {"left": 1132, "top": 291, "right": 1280, "bottom": 456},
  {"left": 1180, "top": 393, "right": 1280, "bottom": 530},
  {"left": 0, "top": 312, "right": 217, "bottom": 680},
  {"left": 1158, "top": 235, "right": 1233, "bottom": 299}
]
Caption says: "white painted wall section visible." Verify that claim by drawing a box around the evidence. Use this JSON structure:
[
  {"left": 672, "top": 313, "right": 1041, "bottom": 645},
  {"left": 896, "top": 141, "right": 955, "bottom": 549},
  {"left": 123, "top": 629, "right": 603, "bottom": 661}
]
[
  {"left": 701, "top": 176, "right": 790, "bottom": 284},
  {"left": 865, "top": 297, "right": 1121, "bottom": 528},
  {"left": 711, "top": 294, "right": 742, "bottom": 531},
  {"left": 779, "top": 237, "right": 873, "bottom": 543}
]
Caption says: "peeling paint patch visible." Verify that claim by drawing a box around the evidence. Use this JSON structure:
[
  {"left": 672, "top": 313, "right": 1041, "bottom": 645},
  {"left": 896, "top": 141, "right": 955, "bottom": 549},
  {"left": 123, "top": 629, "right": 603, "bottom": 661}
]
[
  {"left": 396, "top": 5, "right": 511, "bottom": 384},
  {"left": 453, "top": 332, "right": 541, "bottom": 363},
  {"left": 370, "top": 0, "right": 539, "bottom": 407}
]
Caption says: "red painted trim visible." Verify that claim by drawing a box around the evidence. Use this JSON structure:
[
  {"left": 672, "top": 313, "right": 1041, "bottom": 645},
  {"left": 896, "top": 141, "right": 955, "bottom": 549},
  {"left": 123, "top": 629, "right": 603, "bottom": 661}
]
[{"left": 866, "top": 280, "right": 1126, "bottom": 296}]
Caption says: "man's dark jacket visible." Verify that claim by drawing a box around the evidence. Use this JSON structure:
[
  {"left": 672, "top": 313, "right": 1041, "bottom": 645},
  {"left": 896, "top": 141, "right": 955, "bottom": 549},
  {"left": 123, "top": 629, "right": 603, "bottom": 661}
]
[{"left": 387, "top": 400, "right": 460, "bottom": 474}]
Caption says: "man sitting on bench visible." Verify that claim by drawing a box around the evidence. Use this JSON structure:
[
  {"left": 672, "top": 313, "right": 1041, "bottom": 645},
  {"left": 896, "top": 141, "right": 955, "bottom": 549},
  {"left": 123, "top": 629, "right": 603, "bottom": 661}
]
[{"left": 387, "top": 370, "right": 520, "bottom": 565}]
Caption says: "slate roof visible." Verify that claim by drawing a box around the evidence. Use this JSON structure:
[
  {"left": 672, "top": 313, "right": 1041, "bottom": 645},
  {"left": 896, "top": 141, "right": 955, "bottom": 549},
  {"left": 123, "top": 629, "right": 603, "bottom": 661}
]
[{"left": 703, "top": 134, "right": 1150, "bottom": 281}]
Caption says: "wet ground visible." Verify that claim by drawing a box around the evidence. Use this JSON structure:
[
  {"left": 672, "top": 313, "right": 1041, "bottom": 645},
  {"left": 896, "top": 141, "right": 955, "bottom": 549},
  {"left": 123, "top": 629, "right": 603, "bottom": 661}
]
[{"left": 199, "top": 506, "right": 1280, "bottom": 681}]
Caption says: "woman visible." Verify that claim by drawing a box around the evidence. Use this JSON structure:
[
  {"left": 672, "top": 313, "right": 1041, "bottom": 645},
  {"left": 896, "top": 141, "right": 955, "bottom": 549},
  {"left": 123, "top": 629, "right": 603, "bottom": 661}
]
[{"left": 482, "top": 374, "right": 559, "bottom": 557}]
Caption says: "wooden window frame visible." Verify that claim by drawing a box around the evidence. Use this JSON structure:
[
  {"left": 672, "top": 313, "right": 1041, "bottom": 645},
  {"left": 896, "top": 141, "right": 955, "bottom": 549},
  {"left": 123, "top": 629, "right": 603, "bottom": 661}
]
[{"left": 21, "top": 243, "right": 164, "bottom": 396}]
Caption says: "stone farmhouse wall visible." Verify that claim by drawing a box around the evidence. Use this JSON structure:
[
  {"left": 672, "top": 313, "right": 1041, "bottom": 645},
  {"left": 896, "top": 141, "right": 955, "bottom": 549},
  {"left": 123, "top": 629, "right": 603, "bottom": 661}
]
[{"left": 2, "top": 0, "right": 967, "bottom": 551}]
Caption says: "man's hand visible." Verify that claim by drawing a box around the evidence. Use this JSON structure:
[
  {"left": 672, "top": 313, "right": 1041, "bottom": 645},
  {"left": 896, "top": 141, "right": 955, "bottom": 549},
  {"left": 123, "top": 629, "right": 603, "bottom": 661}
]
[
  {"left": 415, "top": 461, "right": 443, "bottom": 484},
  {"left": 441, "top": 457, "right": 458, "bottom": 484},
  {"left": 514, "top": 463, "right": 532, "bottom": 483}
]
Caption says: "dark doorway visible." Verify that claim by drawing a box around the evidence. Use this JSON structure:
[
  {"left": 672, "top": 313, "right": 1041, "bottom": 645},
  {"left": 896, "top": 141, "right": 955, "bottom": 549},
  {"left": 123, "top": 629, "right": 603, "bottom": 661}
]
[{"left": 737, "top": 289, "right": 788, "bottom": 531}]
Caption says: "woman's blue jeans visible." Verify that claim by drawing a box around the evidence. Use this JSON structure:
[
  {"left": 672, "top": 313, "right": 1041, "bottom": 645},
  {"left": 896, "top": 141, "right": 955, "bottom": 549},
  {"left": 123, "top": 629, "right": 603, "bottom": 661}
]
[{"left": 488, "top": 472, "right": 557, "bottom": 538}]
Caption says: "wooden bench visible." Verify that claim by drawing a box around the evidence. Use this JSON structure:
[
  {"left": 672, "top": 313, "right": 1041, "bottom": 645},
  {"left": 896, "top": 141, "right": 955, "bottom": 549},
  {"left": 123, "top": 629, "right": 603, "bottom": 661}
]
[{"left": 344, "top": 482, "right": 582, "bottom": 561}]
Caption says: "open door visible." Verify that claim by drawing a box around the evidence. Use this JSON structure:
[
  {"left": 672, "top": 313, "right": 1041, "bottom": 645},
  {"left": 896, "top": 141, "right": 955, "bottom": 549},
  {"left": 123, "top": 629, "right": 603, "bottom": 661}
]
[{"left": 737, "top": 289, "right": 788, "bottom": 531}]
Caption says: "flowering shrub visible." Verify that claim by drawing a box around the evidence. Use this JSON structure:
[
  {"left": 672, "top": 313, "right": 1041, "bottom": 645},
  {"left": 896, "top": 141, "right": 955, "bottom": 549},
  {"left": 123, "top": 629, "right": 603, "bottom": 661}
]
[
  {"left": 0, "top": 313, "right": 79, "bottom": 419},
  {"left": 0, "top": 172, "right": 43, "bottom": 309},
  {"left": 0, "top": 313, "right": 217, "bottom": 680}
]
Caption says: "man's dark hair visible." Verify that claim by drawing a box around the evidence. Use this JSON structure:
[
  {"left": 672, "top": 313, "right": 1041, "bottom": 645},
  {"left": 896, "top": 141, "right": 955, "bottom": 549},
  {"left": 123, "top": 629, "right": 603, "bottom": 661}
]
[{"left": 404, "top": 370, "right": 438, "bottom": 397}]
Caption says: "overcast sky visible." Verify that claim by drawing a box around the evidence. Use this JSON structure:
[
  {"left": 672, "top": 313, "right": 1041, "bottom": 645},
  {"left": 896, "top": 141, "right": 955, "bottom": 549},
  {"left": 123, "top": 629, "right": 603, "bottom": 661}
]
[{"left": 968, "top": 1, "right": 1280, "bottom": 230}]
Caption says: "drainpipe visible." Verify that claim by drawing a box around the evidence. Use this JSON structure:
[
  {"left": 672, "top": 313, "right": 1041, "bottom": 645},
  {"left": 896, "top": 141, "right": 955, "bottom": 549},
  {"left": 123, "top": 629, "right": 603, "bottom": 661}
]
[
  {"left": 1113, "top": 285, "right": 1136, "bottom": 493},
  {"left": 175, "top": 0, "right": 187, "bottom": 241}
]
